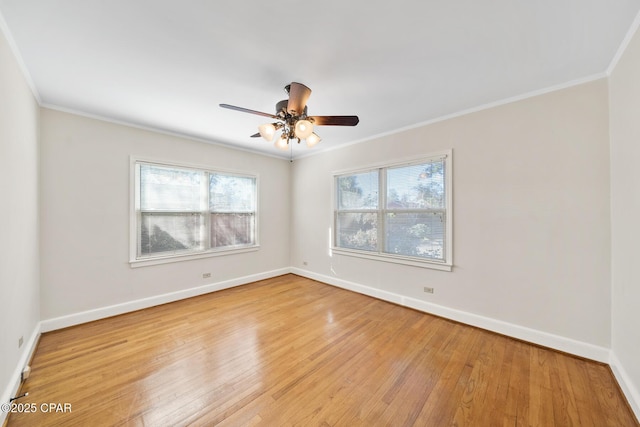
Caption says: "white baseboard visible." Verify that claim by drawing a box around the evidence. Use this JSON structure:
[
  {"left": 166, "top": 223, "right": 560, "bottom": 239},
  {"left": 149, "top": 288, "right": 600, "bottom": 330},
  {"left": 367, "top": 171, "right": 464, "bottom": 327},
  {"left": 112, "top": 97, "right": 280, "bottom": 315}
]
[
  {"left": 1, "top": 321, "right": 41, "bottom": 426},
  {"left": 291, "top": 268, "right": 611, "bottom": 363},
  {"left": 610, "top": 352, "right": 640, "bottom": 421},
  {"left": 40, "top": 268, "right": 290, "bottom": 332}
]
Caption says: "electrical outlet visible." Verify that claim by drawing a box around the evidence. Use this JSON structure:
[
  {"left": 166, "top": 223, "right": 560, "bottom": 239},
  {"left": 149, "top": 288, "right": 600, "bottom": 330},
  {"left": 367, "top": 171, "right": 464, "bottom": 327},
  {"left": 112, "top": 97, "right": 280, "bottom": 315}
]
[
  {"left": 18, "top": 336, "right": 23, "bottom": 348},
  {"left": 423, "top": 287, "right": 434, "bottom": 294},
  {"left": 202, "top": 273, "right": 211, "bottom": 279}
]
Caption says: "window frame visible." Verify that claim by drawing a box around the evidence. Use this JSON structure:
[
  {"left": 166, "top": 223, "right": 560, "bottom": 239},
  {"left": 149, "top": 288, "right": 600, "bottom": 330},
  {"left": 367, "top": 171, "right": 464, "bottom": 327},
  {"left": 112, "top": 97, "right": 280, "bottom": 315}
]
[
  {"left": 129, "top": 157, "right": 259, "bottom": 268},
  {"left": 332, "top": 150, "right": 453, "bottom": 271}
]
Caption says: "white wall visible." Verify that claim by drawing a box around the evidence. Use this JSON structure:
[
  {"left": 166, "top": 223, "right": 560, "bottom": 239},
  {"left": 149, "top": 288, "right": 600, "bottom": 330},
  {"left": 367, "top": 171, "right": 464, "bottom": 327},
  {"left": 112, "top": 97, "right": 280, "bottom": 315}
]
[
  {"left": 609, "top": 20, "right": 640, "bottom": 416},
  {"left": 0, "top": 27, "right": 40, "bottom": 406},
  {"left": 291, "top": 79, "right": 612, "bottom": 350},
  {"left": 39, "top": 109, "right": 291, "bottom": 320}
]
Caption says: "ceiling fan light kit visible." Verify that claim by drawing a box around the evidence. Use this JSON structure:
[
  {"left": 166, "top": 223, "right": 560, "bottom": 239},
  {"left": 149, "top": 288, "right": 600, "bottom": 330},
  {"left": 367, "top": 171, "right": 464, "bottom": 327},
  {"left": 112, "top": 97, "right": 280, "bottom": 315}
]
[
  {"left": 258, "top": 123, "right": 277, "bottom": 142},
  {"left": 220, "top": 82, "right": 359, "bottom": 151},
  {"left": 306, "top": 132, "right": 321, "bottom": 148},
  {"left": 294, "top": 119, "right": 313, "bottom": 139},
  {"left": 275, "top": 134, "right": 289, "bottom": 151}
]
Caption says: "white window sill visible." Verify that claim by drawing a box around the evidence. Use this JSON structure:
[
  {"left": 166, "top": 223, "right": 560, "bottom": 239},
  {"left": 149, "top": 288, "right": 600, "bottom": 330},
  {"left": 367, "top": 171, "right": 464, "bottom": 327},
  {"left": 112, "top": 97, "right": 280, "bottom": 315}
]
[
  {"left": 332, "top": 247, "right": 452, "bottom": 272},
  {"left": 130, "top": 245, "right": 260, "bottom": 268}
]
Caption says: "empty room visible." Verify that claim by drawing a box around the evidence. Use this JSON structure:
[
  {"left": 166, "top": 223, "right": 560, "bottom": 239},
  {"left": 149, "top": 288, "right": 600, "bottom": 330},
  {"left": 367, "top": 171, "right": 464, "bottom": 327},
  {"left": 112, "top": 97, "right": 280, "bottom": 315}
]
[{"left": 1, "top": 1, "right": 639, "bottom": 426}]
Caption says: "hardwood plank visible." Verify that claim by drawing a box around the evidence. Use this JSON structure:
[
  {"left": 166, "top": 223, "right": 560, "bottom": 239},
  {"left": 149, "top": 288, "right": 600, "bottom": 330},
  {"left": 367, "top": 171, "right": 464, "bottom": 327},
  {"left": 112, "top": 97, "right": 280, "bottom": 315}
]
[
  {"left": 411, "top": 323, "right": 483, "bottom": 426},
  {"left": 453, "top": 330, "right": 501, "bottom": 426},
  {"left": 6, "top": 274, "right": 638, "bottom": 426},
  {"left": 506, "top": 340, "right": 531, "bottom": 427}
]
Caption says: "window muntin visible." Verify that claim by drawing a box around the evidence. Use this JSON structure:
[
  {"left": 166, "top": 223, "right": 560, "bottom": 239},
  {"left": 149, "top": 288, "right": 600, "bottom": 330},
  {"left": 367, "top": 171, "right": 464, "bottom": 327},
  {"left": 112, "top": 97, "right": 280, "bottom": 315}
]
[
  {"left": 334, "top": 154, "right": 451, "bottom": 268},
  {"left": 134, "top": 161, "right": 257, "bottom": 261}
]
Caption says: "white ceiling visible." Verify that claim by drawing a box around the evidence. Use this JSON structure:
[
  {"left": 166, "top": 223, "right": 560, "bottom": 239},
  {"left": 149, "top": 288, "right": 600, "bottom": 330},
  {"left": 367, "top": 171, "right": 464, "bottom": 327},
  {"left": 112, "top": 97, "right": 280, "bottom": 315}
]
[{"left": 1, "top": 1, "right": 639, "bottom": 159}]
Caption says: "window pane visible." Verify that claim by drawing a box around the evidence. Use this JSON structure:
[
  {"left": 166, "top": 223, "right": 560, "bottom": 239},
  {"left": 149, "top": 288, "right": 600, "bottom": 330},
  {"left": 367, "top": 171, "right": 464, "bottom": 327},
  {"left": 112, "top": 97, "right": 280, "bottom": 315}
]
[
  {"left": 337, "top": 171, "right": 379, "bottom": 210},
  {"left": 384, "top": 212, "right": 445, "bottom": 260},
  {"left": 336, "top": 212, "right": 378, "bottom": 251},
  {"left": 210, "top": 174, "right": 256, "bottom": 212},
  {"left": 140, "top": 213, "right": 203, "bottom": 256},
  {"left": 141, "top": 164, "right": 203, "bottom": 211},
  {"left": 386, "top": 161, "right": 445, "bottom": 209},
  {"left": 210, "top": 213, "right": 255, "bottom": 248}
]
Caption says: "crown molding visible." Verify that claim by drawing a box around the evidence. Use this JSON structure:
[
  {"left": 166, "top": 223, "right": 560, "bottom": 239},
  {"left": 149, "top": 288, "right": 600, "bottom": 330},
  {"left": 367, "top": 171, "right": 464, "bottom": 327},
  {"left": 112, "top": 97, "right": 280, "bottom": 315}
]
[
  {"left": 607, "top": 9, "right": 640, "bottom": 76},
  {"left": 0, "top": 10, "right": 41, "bottom": 103}
]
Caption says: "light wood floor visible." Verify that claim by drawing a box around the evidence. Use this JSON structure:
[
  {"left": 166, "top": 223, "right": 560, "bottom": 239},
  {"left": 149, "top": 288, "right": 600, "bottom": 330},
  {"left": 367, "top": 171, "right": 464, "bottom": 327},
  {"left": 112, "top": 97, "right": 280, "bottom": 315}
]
[{"left": 7, "top": 274, "right": 638, "bottom": 426}]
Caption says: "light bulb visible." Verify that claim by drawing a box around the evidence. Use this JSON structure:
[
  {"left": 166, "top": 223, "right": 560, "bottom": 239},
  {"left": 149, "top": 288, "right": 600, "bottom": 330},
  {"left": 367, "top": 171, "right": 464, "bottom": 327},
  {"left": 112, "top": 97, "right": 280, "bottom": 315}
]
[
  {"left": 274, "top": 135, "right": 289, "bottom": 151},
  {"left": 294, "top": 119, "right": 313, "bottom": 139},
  {"left": 306, "top": 132, "right": 321, "bottom": 148},
  {"left": 258, "top": 123, "right": 276, "bottom": 142}
]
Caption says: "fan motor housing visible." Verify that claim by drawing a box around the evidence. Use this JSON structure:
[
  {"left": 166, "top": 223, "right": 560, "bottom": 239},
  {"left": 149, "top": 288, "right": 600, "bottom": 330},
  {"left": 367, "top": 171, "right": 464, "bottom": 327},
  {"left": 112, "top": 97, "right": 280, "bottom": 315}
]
[
  {"left": 276, "top": 100, "right": 288, "bottom": 114},
  {"left": 276, "top": 99, "right": 307, "bottom": 117}
]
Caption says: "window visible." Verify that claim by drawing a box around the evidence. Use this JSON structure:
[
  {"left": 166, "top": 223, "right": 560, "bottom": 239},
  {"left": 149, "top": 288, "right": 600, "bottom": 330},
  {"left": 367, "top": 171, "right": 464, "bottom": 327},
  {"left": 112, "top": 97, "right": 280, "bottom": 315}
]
[
  {"left": 333, "top": 152, "right": 452, "bottom": 270},
  {"left": 131, "top": 160, "right": 257, "bottom": 265}
]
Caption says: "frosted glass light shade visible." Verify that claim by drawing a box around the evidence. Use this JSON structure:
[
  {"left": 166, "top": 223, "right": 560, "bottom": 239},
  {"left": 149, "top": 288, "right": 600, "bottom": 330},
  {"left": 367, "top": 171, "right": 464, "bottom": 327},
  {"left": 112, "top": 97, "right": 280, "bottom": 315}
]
[
  {"left": 258, "top": 123, "right": 277, "bottom": 142},
  {"left": 274, "top": 135, "right": 289, "bottom": 151},
  {"left": 294, "top": 120, "right": 313, "bottom": 139},
  {"left": 306, "top": 132, "right": 321, "bottom": 148}
]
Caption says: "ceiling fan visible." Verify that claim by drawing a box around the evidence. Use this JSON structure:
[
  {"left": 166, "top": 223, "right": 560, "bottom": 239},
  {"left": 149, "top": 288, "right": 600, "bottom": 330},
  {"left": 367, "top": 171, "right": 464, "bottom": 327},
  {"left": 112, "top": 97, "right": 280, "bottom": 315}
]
[{"left": 220, "top": 82, "right": 359, "bottom": 150}]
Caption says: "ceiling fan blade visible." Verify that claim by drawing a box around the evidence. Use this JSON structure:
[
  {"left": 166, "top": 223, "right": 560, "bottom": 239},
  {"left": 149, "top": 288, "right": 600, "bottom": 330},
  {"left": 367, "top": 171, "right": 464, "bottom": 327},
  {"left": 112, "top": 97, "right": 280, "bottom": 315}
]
[
  {"left": 309, "top": 115, "right": 360, "bottom": 126},
  {"left": 287, "top": 82, "right": 312, "bottom": 115},
  {"left": 250, "top": 132, "right": 261, "bottom": 138},
  {"left": 219, "top": 104, "right": 280, "bottom": 119}
]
